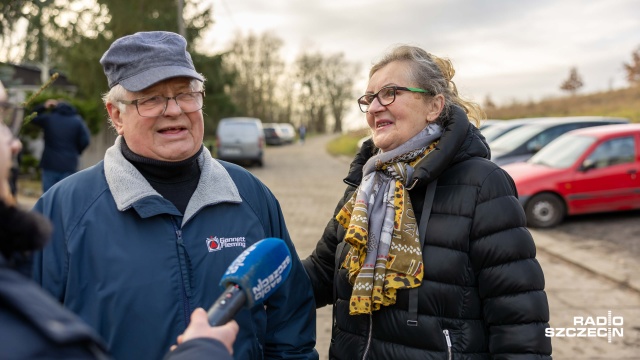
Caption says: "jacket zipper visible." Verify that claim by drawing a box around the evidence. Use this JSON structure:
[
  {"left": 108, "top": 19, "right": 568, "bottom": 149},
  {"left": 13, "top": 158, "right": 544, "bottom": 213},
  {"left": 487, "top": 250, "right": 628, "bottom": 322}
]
[
  {"left": 443, "top": 329, "right": 452, "bottom": 360},
  {"left": 172, "top": 220, "right": 192, "bottom": 327},
  {"left": 361, "top": 313, "right": 373, "bottom": 360}
]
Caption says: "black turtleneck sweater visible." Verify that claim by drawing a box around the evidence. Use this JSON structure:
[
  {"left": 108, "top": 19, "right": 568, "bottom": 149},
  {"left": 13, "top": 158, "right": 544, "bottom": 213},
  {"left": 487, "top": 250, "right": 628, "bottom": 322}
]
[{"left": 121, "top": 139, "right": 202, "bottom": 214}]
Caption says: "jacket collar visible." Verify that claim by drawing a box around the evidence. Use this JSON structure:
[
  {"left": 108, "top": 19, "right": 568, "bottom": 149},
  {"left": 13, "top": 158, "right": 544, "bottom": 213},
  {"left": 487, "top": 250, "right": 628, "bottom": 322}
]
[
  {"left": 104, "top": 136, "right": 242, "bottom": 224},
  {"left": 410, "top": 105, "right": 490, "bottom": 188}
]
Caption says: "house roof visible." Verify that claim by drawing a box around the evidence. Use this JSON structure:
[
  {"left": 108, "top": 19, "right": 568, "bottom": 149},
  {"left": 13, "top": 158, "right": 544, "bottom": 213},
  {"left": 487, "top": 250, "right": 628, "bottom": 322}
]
[{"left": 0, "top": 62, "right": 76, "bottom": 90}]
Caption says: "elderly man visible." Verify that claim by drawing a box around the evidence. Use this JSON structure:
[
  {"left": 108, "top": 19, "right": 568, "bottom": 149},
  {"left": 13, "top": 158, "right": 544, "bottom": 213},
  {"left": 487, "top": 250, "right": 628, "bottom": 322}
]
[
  {"left": 2, "top": 80, "right": 239, "bottom": 360},
  {"left": 31, "top": 31, "right": 317, "bottom": 360}
]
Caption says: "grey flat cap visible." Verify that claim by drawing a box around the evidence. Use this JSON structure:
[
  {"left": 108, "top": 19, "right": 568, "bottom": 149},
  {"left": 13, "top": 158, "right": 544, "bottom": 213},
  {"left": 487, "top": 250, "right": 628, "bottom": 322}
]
[{"left": 100, "top": 31, "right": 204, "bottom": 92}]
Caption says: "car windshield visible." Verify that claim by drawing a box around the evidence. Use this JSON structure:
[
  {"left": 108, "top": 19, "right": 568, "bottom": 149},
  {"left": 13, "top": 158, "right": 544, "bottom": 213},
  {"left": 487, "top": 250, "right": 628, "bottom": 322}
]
[
  {"left": 490, "top": 124, "right": 548, "bottom": 152},
  {"left": 481, "top": 123, "right": 522, "bottom": 143},
  {"left": 529, "top": 134, "right": 596, "bottom": 168},
  {"left": 218, "top": 122, "right": 260, "bottom": 137}
]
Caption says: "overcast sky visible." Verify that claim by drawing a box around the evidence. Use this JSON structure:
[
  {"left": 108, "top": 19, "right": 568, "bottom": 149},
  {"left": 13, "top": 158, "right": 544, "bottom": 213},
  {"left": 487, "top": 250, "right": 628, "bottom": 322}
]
[{"left": 200, "top": 0, "right": 639, "bottom": 128}]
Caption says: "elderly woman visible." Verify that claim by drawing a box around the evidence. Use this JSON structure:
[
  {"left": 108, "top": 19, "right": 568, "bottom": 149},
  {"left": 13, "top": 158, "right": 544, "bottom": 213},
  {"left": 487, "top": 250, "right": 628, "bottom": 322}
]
[{"left": 303, "top": 46, "right": 552, "bottom": 359}]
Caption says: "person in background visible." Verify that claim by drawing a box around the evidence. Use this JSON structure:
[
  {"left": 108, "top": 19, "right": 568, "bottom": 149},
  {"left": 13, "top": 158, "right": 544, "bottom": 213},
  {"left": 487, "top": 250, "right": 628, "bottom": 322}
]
[
  {"left": 298, "top": 124, "right": 307, "bottom": 144},
  {"left": 1, "top": 81, "right": 238, "bottom": 360},
  {"left": 31, "top": 31, "right": 317, "bottom": 360},
  {"left": 303, "top": 45, "right": 552, "bottom": 359},
  {"left": 32, "top": 98, "right": 91, "bottom": 192}
]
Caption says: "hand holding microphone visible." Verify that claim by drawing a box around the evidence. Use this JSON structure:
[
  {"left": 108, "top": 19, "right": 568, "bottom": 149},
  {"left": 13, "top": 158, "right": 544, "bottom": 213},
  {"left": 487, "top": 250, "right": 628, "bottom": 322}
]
[{"left": 171, "top": 309, "right": 238, "bottom": 353}]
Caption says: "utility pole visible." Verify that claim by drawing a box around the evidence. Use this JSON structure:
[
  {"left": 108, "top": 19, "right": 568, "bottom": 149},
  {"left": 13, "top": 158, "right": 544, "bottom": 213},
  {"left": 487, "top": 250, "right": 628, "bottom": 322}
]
[{"left": 176, "top": 0, "right": 185, "bottom": 37}]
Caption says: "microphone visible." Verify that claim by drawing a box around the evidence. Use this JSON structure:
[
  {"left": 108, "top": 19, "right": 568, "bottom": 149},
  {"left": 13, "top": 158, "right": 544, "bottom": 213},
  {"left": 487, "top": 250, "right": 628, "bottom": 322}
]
[{"left": 207, "top": 237, "right": 292, "bottom": 326}]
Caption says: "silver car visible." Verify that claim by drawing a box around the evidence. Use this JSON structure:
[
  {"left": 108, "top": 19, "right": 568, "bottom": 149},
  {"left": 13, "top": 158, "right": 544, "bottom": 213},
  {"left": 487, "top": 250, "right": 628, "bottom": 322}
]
[{"left": 216, "top": 117, "right": 264, "bottom": 167}]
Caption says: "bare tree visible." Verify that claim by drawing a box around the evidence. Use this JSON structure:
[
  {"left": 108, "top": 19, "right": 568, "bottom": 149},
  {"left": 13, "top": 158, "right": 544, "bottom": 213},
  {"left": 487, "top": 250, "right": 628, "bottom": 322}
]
[
  {"left": 225, "top": 31, "right": 285, "bottom": 122},
  {"left": 323, "top": 53, "right": 360, "bottom": 133},
  {"left": 293, "top": 51, "right": 361, "bottom": 133},
  {"left": 483, "top": 94, "right": 496, "bottom": 111},
  {"left": 222, "top": 31, "right": 361, "bottom": 133},
  {"left": 560, "top": 67, "right": 584, "bottom": 95},
  {"left": 623, "top": 46, "right": 640, "bottom": 87},
  {"left": 294, "top": 52, "right": 327, "bottom": 133}
]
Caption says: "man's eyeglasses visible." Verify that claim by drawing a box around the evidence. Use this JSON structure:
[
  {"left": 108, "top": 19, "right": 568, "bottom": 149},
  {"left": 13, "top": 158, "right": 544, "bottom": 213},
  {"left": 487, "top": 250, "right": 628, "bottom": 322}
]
[
  {"left": 357, "top": 86, "right": 432, "bottom": 113},
  {"left": 117, "top": 91, "right": 205, "bottom": 117}
]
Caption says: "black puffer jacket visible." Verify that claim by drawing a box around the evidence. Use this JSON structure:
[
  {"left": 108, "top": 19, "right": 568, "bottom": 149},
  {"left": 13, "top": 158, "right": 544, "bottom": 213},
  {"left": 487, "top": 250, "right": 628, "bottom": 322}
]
[{"left": 303, "top": 107, "right": 552, "bottom": 359}]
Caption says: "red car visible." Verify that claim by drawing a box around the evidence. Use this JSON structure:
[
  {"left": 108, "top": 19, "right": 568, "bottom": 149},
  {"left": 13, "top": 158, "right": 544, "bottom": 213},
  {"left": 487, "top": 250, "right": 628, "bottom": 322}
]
[{"left": 502, "top": 124, "right": 640, "bottom": 228}]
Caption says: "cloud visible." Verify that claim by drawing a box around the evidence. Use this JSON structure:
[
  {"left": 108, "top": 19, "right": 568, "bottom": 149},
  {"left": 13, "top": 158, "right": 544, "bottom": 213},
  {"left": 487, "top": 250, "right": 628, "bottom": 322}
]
[{"left": 203, "top": 0, "right": 640, "bottom": 105}]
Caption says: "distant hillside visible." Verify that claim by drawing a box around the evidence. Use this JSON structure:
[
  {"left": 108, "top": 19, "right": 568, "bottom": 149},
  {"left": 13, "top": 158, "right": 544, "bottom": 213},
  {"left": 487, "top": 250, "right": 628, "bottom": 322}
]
[{"left": 486, "top": 87, "right": 640, "bottom": 123}]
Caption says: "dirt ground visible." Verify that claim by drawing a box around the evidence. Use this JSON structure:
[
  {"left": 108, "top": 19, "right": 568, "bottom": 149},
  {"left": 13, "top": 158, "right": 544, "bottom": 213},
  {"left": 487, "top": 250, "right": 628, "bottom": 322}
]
[{"left": 536, "top": 209, "right": 640, "bottom": 258}]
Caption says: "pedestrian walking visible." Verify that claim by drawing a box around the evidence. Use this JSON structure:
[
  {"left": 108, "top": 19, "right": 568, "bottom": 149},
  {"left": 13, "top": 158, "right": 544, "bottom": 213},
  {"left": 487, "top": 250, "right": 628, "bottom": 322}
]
[
  {"left": 299, "top": 124, "right": 307, "bottom": 144},
  {"left": 303, "top": 45, "right": 552, "bottom": 359},
  {"left": 31, "top": 31, "right": 317, "bottom": 360}
]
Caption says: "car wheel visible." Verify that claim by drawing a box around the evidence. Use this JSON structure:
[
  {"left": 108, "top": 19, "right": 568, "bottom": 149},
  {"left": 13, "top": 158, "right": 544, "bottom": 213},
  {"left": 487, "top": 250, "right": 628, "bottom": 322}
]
[
  {"left": 256, "top": 158, "right": 263, "bottom": 167},
  {"left": 525, "top": 193, "right": 565, "bottom": 228}
]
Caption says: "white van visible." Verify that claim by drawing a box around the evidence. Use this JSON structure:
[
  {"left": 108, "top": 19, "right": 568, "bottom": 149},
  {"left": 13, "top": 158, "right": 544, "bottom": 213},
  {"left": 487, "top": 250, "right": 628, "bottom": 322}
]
[{"left": 216, "top": 117, "right": 264, "bottom": 166}]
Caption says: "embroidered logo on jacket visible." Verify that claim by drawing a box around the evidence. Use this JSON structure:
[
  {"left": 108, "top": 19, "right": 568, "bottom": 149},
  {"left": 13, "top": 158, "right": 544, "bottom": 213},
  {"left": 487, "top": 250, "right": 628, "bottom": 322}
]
[{"left": 206, "top": 236, "right": 246, "bottom": 252}]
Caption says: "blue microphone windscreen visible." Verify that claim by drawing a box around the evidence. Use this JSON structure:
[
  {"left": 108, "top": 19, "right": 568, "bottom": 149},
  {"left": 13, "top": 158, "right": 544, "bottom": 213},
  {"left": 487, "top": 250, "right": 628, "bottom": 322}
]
[{"left": 219, "top": 238, "right": 292, "bottom": 307}]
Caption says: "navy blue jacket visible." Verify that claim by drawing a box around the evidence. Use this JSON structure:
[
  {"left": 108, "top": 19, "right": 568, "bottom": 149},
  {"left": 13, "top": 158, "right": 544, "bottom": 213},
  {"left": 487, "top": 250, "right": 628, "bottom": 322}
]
[
  {"left": 32, "top": 102, "right": 90, "bottom": 172},
  {"left": 32, "top": 137, "right": 318, "bottom": 360}
]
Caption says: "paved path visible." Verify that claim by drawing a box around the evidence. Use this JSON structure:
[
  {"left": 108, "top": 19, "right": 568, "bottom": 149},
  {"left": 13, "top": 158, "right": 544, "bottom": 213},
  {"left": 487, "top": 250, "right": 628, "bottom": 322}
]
[
  {"left": 16, "top": 134, "right": 639, "bottom": 359},
  {"left": 248, "top": 134, "right": 640, "bottom": 360}
]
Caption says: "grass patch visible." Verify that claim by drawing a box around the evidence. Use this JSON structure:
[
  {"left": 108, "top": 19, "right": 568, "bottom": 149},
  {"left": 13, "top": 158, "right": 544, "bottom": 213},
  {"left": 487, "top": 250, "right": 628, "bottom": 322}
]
[
  {"left": 326, "top": 129, "right": 370, "bottom": 157},
  {"left": 488, "top": 87, "right": 640, "bottom": 122}
]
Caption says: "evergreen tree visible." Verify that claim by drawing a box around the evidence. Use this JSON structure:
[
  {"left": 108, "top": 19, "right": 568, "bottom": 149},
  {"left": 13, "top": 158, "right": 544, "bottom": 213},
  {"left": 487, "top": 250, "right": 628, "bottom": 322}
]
[{"left": 2, "top": 1, "right": 235, "bottom": 137}]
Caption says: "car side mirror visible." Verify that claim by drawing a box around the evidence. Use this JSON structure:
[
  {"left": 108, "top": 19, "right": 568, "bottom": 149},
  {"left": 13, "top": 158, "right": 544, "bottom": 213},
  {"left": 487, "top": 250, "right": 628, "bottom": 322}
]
[{"left": 580, "top": 159, "right": 596, "bottom": 172}]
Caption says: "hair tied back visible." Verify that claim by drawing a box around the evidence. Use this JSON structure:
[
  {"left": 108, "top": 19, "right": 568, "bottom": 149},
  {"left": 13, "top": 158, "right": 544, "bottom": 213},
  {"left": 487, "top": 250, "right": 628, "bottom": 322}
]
[{"left": 431, "top": 54, "right": 457, "bottom": 94}]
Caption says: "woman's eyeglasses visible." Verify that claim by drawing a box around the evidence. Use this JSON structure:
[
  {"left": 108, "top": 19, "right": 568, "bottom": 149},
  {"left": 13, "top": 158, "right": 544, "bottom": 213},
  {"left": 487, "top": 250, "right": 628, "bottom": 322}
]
[{"left": 357, "top": 86, "right": 432, "bottom": 113}]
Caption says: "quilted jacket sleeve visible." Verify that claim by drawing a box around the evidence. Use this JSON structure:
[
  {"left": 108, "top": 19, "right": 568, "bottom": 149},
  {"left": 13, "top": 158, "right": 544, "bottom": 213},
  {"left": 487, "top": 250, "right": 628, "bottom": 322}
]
[{"left": 470, "top": 167, "right": 552, "bottom": 359}]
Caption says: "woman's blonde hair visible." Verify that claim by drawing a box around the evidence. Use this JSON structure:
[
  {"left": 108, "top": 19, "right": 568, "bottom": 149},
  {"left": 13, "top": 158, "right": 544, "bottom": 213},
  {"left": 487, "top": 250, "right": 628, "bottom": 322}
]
[{"left": 369, "top": 45, "right": 485, "bottom": 126}]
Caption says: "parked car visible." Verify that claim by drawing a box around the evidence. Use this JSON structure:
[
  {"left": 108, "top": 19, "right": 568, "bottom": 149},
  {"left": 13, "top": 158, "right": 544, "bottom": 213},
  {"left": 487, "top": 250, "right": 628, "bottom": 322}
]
[
  {"left": 489, "top": 116, "right": 629, "bottom": 166},
  {"left": 480, "top": 119, "right": 530, "bottom": 143},
  {"left": 263, "top": 123, "right": 296, "bottom": 145},
  {"left": 263, "top": 123, "right": 286, "bottom": 146},
  {"left": 216, "top": 117, "right": 264, "bottom": 166},
  {"left": 502, "top": 124, "right": 640, "bottom": 228},
  {"left": 277, "top": 123, "right": 296, "bottom": 144}
]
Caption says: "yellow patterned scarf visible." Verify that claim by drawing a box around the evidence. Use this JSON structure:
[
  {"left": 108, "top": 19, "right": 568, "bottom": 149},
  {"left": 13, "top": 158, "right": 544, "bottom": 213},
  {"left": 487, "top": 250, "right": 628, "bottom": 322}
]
[{"left": 336, "top": 125, "right": 441, "bottom": 315}]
